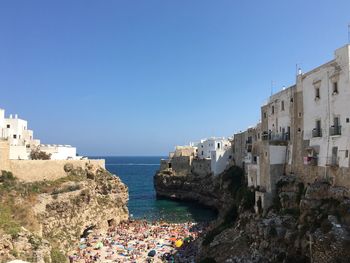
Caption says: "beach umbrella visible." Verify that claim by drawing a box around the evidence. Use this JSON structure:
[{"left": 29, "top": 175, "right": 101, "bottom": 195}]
[
  {"left": 169, "top": 237, "right": 177, "bottom": 242},
  {"left": 79, "top": 244, "right": 87, "bottom": 249},
  {"left": 175, "top": 239, "right": 183, "bottom": 248},
  {"left": 147, "top": 249, "right": 156, "bottom": 257},
  {"left": 95, "top": 241, "right": 103, "bottom": 249}
]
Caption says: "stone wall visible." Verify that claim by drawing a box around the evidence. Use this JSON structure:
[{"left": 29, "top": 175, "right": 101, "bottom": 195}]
[
  {"left": 192, "top": 158, "right": 211, "bottom": 177},
  {"left": 10, "top": 159, "right": 105, "bottom": 182},
  {"left": 0, "top": 140, "right": 11, "bottom": 171},
  {"left": 171, "top": 156, "right": 192, "bottom": 175}
]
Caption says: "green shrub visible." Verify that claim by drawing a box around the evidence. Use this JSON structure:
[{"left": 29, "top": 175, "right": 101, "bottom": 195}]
[
  {"left": 235, "top": 186, "right": 255, "bottom": 210},
  {"left": 221, "top": 166, "right": 245, "bottom": 197},
  {"left": 51, "top": 248, "right": 67, "bottom": 263},
  {"left": 200, "top": 258, "right": 217, "bottom": 263},
  {"left": 0, "top": 204, "right": 21, "bottom": 237},
  {"left": 0, "top": 170, "right": 15, "bottom": 181},
  {"left": 282, "top": 208, "right": 300, "bottom": 217}
]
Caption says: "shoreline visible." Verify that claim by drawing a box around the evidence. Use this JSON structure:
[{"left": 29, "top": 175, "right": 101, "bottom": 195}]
[{"left": 69, "top": 219, "right": 210, "bottom": 262}]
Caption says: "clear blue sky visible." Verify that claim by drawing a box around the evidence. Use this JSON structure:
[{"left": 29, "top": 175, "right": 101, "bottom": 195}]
[{"left": 1, "top": 1, "right": 349, "bottom": 155}]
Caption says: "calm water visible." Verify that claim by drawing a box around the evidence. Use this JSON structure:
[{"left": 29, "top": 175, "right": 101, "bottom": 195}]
[{"left": 92, "top": 156, "right": 217, "bottom": 223}]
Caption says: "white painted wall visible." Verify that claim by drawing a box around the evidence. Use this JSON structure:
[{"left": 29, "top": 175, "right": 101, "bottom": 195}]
[
  {"left": 39, "top": 145, "right": 77, "bottom": 160},
  {"left": 9, "top": 145, "right": 30, "bottom": 160},
  {"left": 197, "top": 138, "right": 230, "bottom": 159},
  {"left": 264, "top": 86, "right": 294, "bottom": 139},
  {"left": 210, "top": 147, "right": 232, "bottom": 176},
  {"left": 303, "top": 45, "right": 350, "bottom": 167},
  {"left": 269, "top": 145, "right": 287, "bottom": 164}
]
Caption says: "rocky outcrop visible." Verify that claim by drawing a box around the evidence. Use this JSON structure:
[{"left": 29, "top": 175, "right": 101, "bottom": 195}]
[
  {"left": 199, "top": 176, "right": 350, "bottom": 263},
  {"left": 154, "top": 166, "right": 245, "bottom": 216},
  {"left": 155, "top": 164, "right": 350, "bottom": 263},
  {"left": 34, "top": 165, "right": 129, "bottom": 249},
  {"left": 0, "top": 162, "right": 129, "bottom": 263},
  {"left": 0, "top": 229, "right": 51, "bottom": 263}
]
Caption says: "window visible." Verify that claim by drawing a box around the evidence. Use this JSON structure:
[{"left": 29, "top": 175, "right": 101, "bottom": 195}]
[
  {"left": 290, "top": 97, "right": 294, "bottom": 103},
  {"left": 6, "top": 124, "right": 10, "bottom": 128},
  {"left": 347, "top": 118, "right": 349, "bottom": 123},
  {"left": 333, "top": 82, "right": 338, "bottom": 94},
  {"left": 298, "top": 112, "right": 302, "bottom": 118},
  {"left": 334, "top": 116, "right": 340, "bottom": 127},
  {"left": 201, "top": 151, "right": 204, "bottom": 155},
  {"left": 281, "top": 100, "right": 285, "bottom": 111},
  {"left": 263, "top": 112, "right": 267, "bottom": 119},
  {"left": 346, "top": 150, "right": 349, "bottom": 158},
  {"left": 316, "top": 120, "right": 321, "bottom": 130},
  {"left": 271, "top": 106, "right": 275, "bottom": 114},
  {"left": 13, "top": 134, "right": 17, "bottom": 139},
  {"left": 315, "top": 87, "right": 320, "bottom": 99},
  {"left": 217, "top": 143, "right": 220, "bottom": 149}
]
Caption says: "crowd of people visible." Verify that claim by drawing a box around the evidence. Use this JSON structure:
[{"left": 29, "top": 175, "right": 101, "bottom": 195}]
[{"left": 68, "top": 220, "right": 209, "bottom": 262}]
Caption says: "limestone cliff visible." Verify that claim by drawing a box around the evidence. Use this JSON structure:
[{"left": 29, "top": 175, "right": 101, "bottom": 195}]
[
  {"left": 155, "top": 166, "right": 350, "bottom": 262},
  {"left": 0, "top": 162, "right": 129, "bottom": 263},
  {"left": 154, "top": 166, "right": 245, "bottom": 216}
]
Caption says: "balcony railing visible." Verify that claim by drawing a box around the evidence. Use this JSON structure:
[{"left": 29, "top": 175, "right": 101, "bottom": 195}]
[
  {"left": 326, "top": 156, "right": 339, "bottom": 167},
  {"left": 329, "top": 125, "right": 341, "bottom": 136},
  {"left": 312, "top": 128, "right": 322, "bottom": 138},
  {"left": 261, "top": 132, "right": 290, "bottom": 141}
]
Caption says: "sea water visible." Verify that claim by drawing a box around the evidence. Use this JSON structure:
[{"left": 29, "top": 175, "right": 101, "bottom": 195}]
[{"left": 93, "top": 156, "right": 217, "bottom": 223}]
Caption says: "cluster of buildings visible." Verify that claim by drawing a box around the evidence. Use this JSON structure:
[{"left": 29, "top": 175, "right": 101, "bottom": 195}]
[
  {"left": 162, "top": 44, "right": 350, "bottom": 212},
  {"left": 160, "top": 137, "right": 233, "bottom": 177},
  {"left": 0, "top": 108, "right": 79, "bottom": 160}
]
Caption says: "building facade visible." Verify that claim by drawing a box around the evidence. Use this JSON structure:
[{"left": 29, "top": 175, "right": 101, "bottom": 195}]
[{"left": 0, "top": 108, "right": 78, "bottom": 160}]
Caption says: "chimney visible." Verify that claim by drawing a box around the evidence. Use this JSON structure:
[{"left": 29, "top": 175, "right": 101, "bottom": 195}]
[
  {"left": 15, "top": 114, "right": 18, "bottom": 119},
  {"left": 9, "top": 114, "right": 12, "bottom": 119},
  {"left": 298, "top": 68, "right": 302, "bottom": 75}
]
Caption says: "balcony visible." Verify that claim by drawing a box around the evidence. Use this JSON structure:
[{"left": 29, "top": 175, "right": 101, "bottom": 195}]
[
  {"left": 262, "top": 132, "right": 290, "bottom": 142},
  {"left": 312, "top": 128, "right": 322, "bottom": 138},
  {"left": 326, "top": 156, "right": 339, "bottom": 167},
  {"left": 329, "top": 125, "right": 341, "bottom": 136}
]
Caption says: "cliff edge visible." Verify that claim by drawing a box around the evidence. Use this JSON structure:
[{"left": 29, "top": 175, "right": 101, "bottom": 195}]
[
  {"left": 155, "top": 166, "right": 350, "bottom": 262},
  {"left": 0, "top": 163, "right": 128, "bottom": 263}
]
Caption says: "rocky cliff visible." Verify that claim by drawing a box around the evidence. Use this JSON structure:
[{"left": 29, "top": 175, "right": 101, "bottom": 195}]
[
  {"left": 155, "top": 167, "right": 350, "bottom": 263},
  {"left": 154, "top": 166, "right": 248, "bottom": 217},
  {"left": 0, "top": 162, "right": 128, "bottom": 263}
]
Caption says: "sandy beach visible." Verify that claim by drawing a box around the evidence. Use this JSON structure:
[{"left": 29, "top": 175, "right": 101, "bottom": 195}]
[{"left": 68, "top": 220, "right": 209, "bottom": 263}]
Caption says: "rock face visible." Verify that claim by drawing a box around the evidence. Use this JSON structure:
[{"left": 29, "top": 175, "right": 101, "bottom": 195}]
[
  {"left": 0, "top": 229, "right": 51, "bottom": 263},
  {"left": 154, "top": 166, "right": 243, "bottom": 216},
  {"left": 0, "top": 163, "right": 129, "bottom": 263},
  {"left": 34, "top": 165, "right": 129, "bottom": 249},
  {"left": 155, "top": 165, "right": 350, "bottom": 263}
]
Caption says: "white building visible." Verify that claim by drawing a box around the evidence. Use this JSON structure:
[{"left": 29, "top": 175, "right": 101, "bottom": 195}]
[
  {"left": 38, "top": 144, "right": 77, "bottom": 160},
  {"left": 302, "top": 45, "right": 350, "bottom": 168},
  {"left": 196, "top": 137, "right": 232, "bottom": 176},
  {"left": 0, "top": 111, "right": 40, "bottom": 159},
  {"left": 0, "top": 108, "right": 78, "bottom": 160}
]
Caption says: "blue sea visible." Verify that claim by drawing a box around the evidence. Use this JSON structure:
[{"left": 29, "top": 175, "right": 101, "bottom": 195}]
[{"left": 93, "top": 156, "right": 217, "bottom": 223}]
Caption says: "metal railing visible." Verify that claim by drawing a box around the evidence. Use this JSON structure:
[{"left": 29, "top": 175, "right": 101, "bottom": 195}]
[
  {"left": 329, "top": 125, "right": 341, "bottom": 136},
  {"left": 261, "top": 132, "right": 290, "bottom": 141},
  {"left": 312, "top": 128, "right": 322, "bottom": 138}
]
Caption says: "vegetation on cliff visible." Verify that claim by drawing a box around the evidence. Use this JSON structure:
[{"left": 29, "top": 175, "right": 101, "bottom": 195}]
[{"left": 0, "top": 163, "right": 129, "bottom": 263}]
